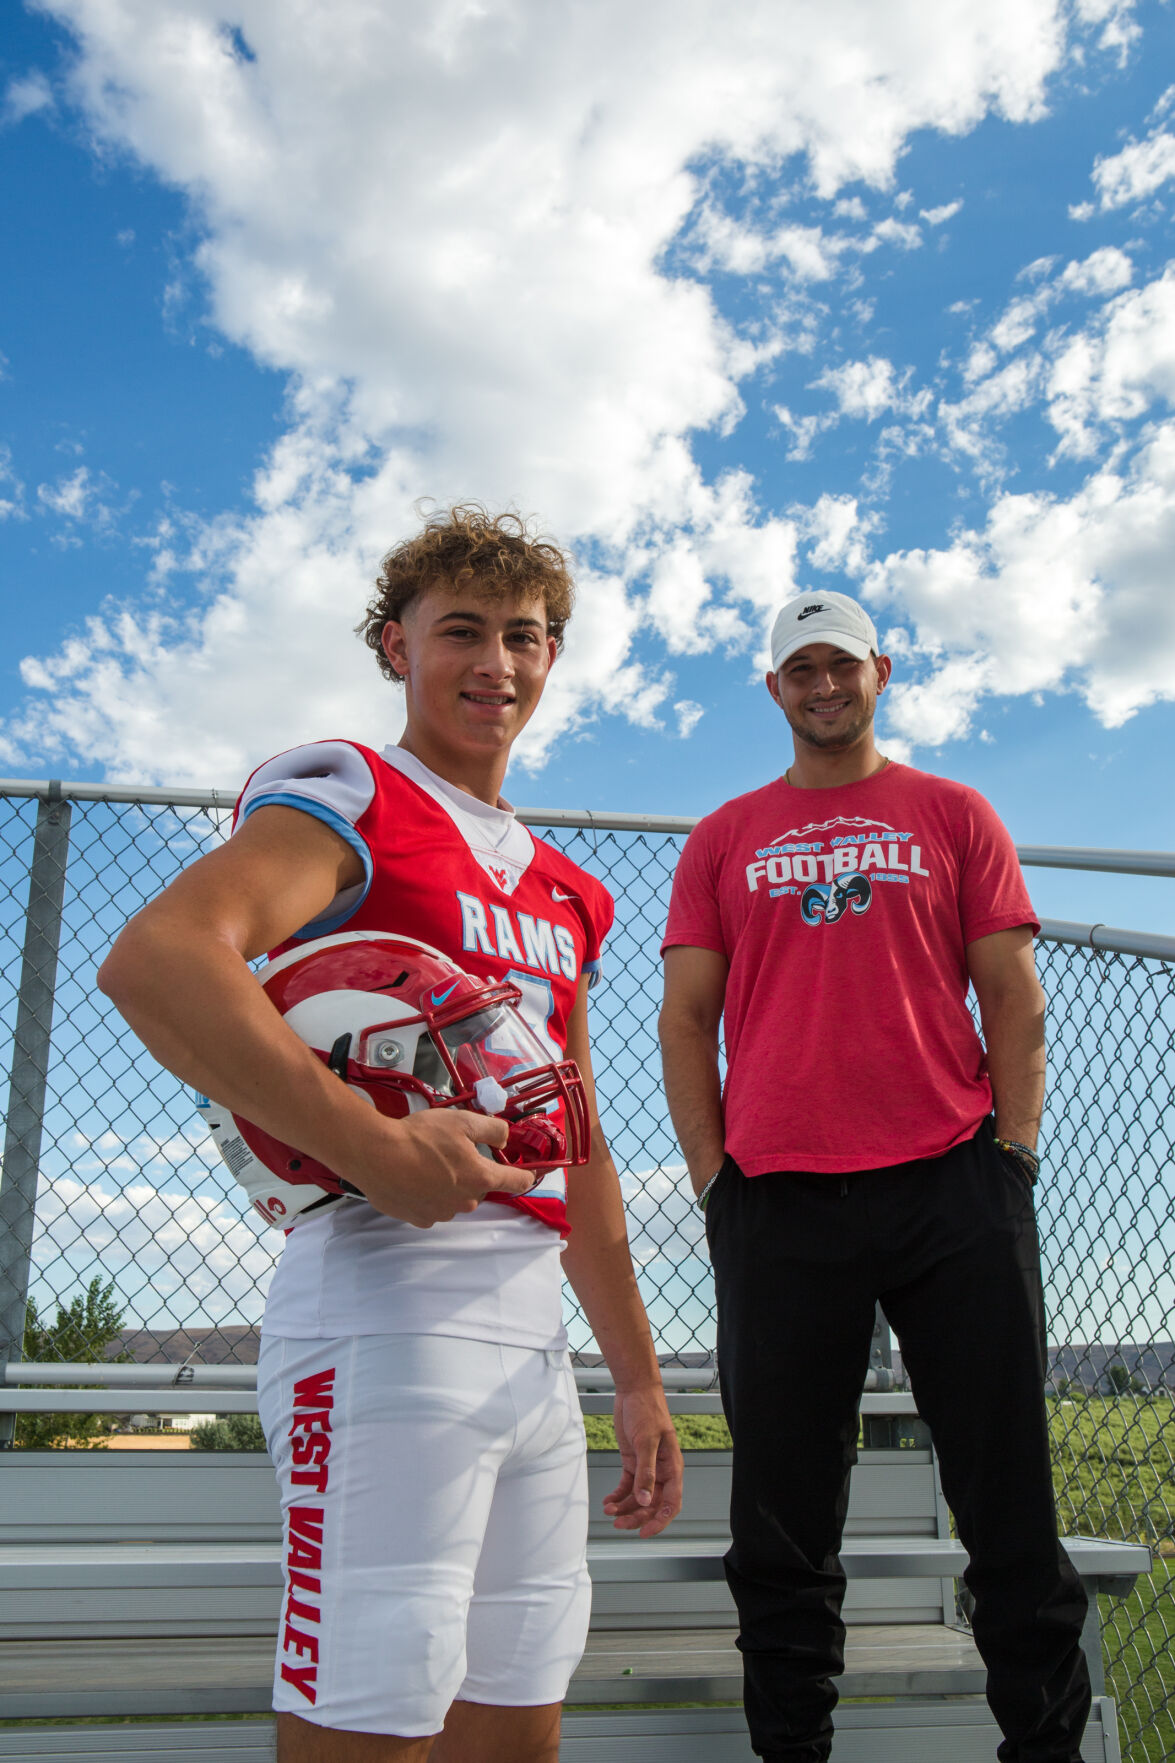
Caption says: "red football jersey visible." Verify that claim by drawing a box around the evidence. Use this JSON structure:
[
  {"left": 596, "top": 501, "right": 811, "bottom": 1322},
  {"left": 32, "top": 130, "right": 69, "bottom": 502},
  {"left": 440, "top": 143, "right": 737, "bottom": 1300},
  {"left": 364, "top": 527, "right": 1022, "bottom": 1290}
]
[{"left": 236, "top": 740, "right": 614, "bottom": 1235}]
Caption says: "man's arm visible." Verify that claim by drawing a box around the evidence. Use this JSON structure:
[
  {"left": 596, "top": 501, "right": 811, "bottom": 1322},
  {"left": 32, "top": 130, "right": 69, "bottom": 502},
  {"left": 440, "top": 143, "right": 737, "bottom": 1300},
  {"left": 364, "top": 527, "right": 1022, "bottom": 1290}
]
[
  {"left": 659, "top": 945, "right": 729, "bottom": 1196},
  {"left": 561, "top": 981, "right": 683, "bottom": 1539},
  {"left": 966, "top": 925, "right": 1046, "bottom": 1150},
  {"left": 98, "top": 805, "right": 525, "bottom": 1225}
]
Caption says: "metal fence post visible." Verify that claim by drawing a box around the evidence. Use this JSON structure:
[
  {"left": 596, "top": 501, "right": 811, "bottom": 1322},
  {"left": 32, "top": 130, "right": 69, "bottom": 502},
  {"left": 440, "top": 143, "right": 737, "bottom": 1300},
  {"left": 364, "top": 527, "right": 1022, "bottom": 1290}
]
[{"left": 0, "top": 784, "right": 71, "bottom": 1448}]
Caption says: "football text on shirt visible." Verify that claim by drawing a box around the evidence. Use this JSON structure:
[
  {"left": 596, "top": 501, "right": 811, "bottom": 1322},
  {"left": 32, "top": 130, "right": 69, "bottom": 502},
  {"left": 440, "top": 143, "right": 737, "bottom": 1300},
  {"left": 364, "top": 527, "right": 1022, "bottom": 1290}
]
[
  {"left": 457, "top": 891, "right": 577, "bottom": 978},
  {"left": 745, "top": 837, "right": 930, "bottom": 892}
]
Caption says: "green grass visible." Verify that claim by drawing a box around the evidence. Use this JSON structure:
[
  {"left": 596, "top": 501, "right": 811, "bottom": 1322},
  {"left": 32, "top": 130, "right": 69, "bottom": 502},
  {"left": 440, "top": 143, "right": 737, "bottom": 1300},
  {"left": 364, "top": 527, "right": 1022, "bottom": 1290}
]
[
  {"left": 1102, "top": 1560, "right": 1174, "bottom": 1763},
  {"left": 584, "top": 1413, "right": 732, "bottom": 1451},
  {"left": 1049, "top": 1397, "right": 1175, "bottom": 1545}
]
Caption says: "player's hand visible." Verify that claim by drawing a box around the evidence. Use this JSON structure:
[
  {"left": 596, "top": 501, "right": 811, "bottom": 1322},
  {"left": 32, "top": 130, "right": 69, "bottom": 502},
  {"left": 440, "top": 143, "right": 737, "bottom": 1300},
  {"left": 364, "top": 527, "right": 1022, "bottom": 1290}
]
[
  {"left": 603, "top": 1387, "right": 684, "bottom": 1538},
  {"left": 340, "top": 1106, "right": 525, "bottom": 1227}
]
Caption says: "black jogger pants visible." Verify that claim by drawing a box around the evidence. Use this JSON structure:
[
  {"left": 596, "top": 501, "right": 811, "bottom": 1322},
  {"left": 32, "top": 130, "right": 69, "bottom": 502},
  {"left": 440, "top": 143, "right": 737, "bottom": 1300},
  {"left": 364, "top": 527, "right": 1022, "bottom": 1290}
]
[{"left": 705, "top": 1121, "right": 1090, "bottom": 1763}]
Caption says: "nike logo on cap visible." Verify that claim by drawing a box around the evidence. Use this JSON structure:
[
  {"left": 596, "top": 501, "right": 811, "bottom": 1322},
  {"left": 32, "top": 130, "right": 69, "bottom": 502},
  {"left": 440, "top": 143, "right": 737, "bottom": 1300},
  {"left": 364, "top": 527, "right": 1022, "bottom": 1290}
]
[{"left": 796, "top": 604, "right": 825, "bottom": 619}]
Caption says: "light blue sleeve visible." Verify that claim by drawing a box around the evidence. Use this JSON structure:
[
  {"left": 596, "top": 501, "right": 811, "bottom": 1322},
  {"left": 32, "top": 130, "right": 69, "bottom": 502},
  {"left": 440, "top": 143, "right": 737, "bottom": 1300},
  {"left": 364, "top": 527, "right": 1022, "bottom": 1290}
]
[{"left": 236, "top": 741, "right": 376, "bottom": 937}]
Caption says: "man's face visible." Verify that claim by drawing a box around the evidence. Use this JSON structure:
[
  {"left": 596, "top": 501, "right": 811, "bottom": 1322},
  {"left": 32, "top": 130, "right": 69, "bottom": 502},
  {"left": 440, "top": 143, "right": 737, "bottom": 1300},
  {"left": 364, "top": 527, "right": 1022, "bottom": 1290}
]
[
  {"left": 380, "top": 582, "right": 558, "bottom": 756},
  {"left": 766, "top": 641, "right": 891, "bottom": 752}
]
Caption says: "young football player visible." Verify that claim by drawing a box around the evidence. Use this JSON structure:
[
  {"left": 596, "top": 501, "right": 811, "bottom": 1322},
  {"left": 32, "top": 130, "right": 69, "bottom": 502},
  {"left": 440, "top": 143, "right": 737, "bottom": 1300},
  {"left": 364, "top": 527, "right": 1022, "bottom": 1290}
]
[{"left": 99, "top": 506, "right": 683, "bottom": 1763}]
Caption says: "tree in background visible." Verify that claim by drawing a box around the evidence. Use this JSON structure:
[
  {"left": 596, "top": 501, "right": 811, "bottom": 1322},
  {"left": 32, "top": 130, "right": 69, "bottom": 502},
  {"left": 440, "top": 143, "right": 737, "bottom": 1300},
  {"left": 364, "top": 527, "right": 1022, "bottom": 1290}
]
[
  {"left": 16, "top": 1277, "right": 130, "bottom": 1449},
  {"left": 1104, "top": 1361, "right": 1143, "bottom": 1398},
  {"left": 189, "top": 1413, "right": 266, "bottom": 1451}
]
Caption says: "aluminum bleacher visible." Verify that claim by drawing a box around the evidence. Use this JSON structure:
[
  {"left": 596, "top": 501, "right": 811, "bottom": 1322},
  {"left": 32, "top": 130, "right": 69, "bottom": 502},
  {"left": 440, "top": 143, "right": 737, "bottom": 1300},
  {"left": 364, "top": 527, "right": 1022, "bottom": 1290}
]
[{"left": 0, "top": 1383, "right": 1146, "bottom": 1761}]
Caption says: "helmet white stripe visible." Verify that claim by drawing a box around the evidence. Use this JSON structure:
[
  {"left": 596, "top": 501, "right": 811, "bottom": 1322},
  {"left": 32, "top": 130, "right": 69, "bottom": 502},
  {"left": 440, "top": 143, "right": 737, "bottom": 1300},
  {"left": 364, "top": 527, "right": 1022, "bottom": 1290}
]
[{"left": 260, "top": 929, "right": 456, "bottom": 983}]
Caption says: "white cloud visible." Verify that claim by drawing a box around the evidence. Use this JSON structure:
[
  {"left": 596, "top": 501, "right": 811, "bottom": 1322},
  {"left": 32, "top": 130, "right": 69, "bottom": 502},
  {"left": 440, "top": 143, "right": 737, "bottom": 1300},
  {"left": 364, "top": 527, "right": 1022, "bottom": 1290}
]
[
  {"left": 920, "top": 200, "right": 963, "bottom": 225},
  {"left": 618, "top": 1163, "right": 706, "bottom": 1261},
  {"left": 0, "top": 446, "right": 26, "bottom": 521},
  {"left": 1077, "top": 84, "right": 1175, "bottom": 214},
  {"left": 796, "top": 493, "right": 881, "bottom": 575},
  {"left": 983, "top": 250, "right": 1132, "bottom": 356},
  {"left": 690, "top": 207, "right": 849, "bottom": 282},
  {"left": 674, "top": 700, "right": 704, "bottom": 738},
  {"left": 37, "top": 467, "right": 100, "bottom": 521},
  {"left": 812, "top": 355, "right": 929, "bottom": 421},
  {"left": 939, "top": 249, "right": 1139, "bottom": 470},
  {"left": 990, "top": 295, "right": 1042, "bottom": 353},
  {"left": 1072, "top": 0, "right": 1142, "bottom": 61},
  {"left": 1088, "top": 128, "right": 1175, "bottom": 212},
  {"left": 34, "top": 466, "right": 124, "bottom": 550},
  {"left": 2, "top": 71, "right": 54, "bottom": 125},
  {"left": 963, "top": 340, "right": 999, "bottom": 384},
  {"left": 635, "top": 470, "right": 799, "bottom": 661},
  {"left": 1057, "top": 246, "right": 1133, "bottom": 295},
  {"left": 3, "top": 0, "right": 1108, "bottom": 778},
  {"left": 1046, "top": 267, "right": 1175, "bottom": 457},
  {"left": 866, "top": 418, "right": 1175, "bottom": 742},
  {"left": 866, "top": 216, "right": 923, "bottom": 252},
  {"left": 32, "top": 1168, "right": 277, "bottom": 1326},
  {"left": 772, "top": 404, "right": 834, "bottom": 462}
]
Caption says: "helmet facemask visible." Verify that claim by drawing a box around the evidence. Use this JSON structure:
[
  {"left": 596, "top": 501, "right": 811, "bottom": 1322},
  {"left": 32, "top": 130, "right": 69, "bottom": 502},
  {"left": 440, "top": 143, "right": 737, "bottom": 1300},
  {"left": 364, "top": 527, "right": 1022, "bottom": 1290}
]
[{"left": 341, "top": 982, "right": 589, "bottom": 1174}]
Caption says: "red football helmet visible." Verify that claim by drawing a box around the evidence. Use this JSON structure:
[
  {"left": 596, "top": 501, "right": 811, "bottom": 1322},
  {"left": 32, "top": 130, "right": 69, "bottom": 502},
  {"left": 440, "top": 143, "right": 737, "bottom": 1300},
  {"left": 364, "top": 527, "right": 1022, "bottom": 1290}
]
[{"left": 197, "top": 930, "right": 590, "bottom": 1227}]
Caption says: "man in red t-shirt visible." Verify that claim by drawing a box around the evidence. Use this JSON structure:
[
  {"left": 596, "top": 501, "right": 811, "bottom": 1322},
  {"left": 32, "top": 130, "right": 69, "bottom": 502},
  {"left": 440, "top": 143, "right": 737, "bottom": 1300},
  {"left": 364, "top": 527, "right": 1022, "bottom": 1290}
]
[{"left": 660, "top": 590, "right": 1089, "bottom": 1763}]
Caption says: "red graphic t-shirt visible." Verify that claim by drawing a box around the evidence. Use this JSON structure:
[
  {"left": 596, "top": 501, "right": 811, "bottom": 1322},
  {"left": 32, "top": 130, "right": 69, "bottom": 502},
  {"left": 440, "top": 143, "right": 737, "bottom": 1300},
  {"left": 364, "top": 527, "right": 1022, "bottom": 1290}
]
[{"left": 662, "top": 763, "right": 1038, "bottom": 1175}]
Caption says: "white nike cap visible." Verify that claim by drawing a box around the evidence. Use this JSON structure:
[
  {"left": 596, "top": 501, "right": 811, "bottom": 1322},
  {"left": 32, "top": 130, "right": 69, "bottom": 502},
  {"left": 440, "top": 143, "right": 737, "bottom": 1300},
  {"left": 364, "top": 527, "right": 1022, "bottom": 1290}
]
[{"left": 770, "top": 590, "right": 879, "bottom": 672}]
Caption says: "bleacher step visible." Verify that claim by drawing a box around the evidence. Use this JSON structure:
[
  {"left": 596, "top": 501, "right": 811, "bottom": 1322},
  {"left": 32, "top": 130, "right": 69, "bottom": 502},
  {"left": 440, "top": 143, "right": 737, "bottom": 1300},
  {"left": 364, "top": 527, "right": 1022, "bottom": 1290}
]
[
  {"left": 0, "top": 1622, "right": 988, "bottom": 1720},
  {"left": 0, "top": 1699, "right": 1125, "bottom": 1762}
]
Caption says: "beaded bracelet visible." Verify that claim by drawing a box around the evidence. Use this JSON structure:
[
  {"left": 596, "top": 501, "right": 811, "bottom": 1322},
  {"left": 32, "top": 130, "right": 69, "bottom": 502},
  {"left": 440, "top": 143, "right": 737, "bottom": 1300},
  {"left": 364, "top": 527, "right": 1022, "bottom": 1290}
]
[
  {"left": 695, "top": 1166, "right": 725, "bottom": 1213},
  {"left": 993, "top": 1136, "right": 1041, "bottom": 1182}
]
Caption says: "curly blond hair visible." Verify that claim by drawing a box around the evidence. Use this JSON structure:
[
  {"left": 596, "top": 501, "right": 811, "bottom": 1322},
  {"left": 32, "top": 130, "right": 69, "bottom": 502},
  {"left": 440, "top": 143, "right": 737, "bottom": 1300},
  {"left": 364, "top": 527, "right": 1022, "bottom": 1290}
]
[{"left": 357, "top": 504, "right": 575, "bottom": 682}]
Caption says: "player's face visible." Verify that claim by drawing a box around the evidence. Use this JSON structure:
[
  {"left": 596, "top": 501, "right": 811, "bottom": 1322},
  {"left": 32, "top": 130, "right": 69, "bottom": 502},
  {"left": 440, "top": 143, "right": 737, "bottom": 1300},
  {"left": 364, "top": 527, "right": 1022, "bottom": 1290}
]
[
  {"left": 766, "top": 642, "right": 891, "bottom": 752},
  {"left": 381, "top": 583, "right": 558, "bottom": 755}
]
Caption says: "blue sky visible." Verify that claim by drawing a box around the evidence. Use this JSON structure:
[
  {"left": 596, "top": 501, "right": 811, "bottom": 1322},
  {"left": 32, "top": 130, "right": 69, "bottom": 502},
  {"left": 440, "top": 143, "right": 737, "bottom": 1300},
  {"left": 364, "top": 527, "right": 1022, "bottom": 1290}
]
[{"left": 1, "top": 0, "right": 1174, "bottom": 946}]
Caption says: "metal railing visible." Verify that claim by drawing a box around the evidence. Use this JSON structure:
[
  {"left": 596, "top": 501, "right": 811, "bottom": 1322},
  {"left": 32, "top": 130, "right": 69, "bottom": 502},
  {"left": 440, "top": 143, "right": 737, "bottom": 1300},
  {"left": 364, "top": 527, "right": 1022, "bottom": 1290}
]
[{"left": 0, "top": 777, "right": 1172, "bottom": 1757}]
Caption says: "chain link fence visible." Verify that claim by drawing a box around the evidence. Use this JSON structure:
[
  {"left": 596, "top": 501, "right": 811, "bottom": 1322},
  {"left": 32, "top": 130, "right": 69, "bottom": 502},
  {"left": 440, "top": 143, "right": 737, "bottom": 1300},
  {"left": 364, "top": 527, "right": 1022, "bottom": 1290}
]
[{"left": 0, "top": 782, "right": 1172, "bottom": 1756}]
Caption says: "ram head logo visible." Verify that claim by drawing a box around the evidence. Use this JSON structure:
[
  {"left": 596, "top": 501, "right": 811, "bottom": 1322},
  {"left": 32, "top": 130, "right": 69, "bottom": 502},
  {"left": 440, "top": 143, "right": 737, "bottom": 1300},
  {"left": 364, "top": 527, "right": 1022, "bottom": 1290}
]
[{"left": 801, "top": 871, "right": 872, "bottom": 926}]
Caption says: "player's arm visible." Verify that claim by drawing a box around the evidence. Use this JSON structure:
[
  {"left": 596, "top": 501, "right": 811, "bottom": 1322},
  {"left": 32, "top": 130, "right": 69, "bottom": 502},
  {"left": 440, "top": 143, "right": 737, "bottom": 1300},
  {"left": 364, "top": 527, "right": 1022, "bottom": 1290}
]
[
  {"left": 561, "top": 980, "right": 683, "bottom": 1539},
  {"left": 966, "top": 925, "right": 1046, "bottom": 1150},
  {"left": 98, "top": 805, "right": 523, "bottom": 1225},
  {"left": 658, "top": 945, "right": 729, "bottom": 1195}
]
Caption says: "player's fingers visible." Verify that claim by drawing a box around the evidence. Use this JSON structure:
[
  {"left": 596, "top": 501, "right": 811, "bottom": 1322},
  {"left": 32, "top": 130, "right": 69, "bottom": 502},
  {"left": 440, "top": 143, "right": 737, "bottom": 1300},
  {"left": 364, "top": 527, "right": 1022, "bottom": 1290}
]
[
  {"left": 601, "top": 1471, "right": 635, "bottom": 1514},
  {"left": 635, "top": 1500, "right": 679, "bottom": 1539},
  {"left": 461, "top": 1112, "right": 510, "bottom": 1148},
  {"left": 632, "top": 1437, "right": 657, "bottom": 1508},
  {"left": 481, "top": 1163, "right": 539, "bottom": 1197},
  {"left": 660, "top": 1448, "right": 684, "bottom": 1508}
]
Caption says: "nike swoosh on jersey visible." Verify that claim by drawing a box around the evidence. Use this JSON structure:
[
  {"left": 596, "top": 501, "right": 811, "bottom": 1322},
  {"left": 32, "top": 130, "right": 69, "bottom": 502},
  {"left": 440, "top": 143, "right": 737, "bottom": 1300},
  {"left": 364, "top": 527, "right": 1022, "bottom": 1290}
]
[{"left": 551, "top": 887, "right": 575, "bottom": 902}]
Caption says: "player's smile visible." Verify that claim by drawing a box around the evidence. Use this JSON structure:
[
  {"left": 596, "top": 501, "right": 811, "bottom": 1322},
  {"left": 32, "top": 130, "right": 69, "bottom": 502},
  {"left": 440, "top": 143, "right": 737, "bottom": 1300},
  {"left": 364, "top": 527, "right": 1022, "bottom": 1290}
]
[
  {"left": 768, "top": 639, "right": 890, "bottom": 756},
  {"left": 461, "top": 688, "right": 516, "bottom": 712}
]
